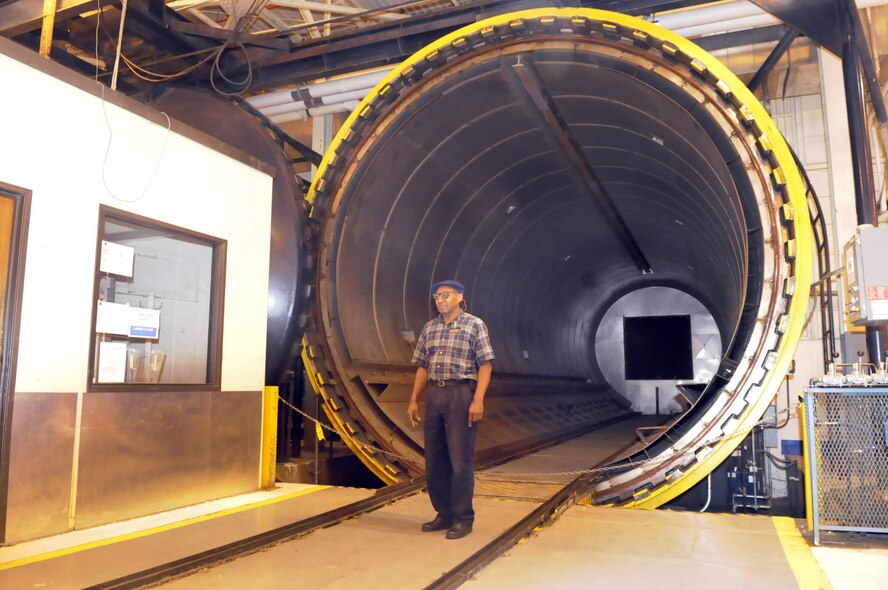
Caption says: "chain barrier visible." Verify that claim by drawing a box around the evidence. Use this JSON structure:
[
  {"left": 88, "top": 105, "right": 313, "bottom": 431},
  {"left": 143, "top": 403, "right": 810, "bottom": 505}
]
[
  {"left": 480, "top": 402, "right": 803, "bottom": 480},
  {"left": 277, "top": 395, "right": 413, "bottom": 461},
  {"left": 278, "top": 394, "right": 802, "bottom": 482}
]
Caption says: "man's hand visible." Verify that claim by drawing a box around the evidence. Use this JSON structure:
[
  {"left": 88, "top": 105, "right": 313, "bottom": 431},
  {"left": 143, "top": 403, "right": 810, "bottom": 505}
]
[
  {"left": 407, "top": 367, "right": 427, "bottom": 427},
  {"left": 468, "top": 398, "right": 484, "bottom": 426},
  {"left": 407, "top": 400, "right": 421, "bottom": 427}
]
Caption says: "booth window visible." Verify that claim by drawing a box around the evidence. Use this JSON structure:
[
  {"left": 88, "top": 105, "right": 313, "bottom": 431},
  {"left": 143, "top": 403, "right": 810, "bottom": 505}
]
[{"left": 89, "top": 207, "right": 225, "bottom": 389}]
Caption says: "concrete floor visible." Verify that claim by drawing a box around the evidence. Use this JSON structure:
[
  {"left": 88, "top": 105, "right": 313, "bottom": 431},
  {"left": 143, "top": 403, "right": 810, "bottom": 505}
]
[
  {"left": 159, "top": 491, "right": 537, "bottom": 590},
  {"left": 2, "top": 416, "right": 886, "bottom": 589},
  {"left": 809, "top": 533, "right": 888, "bottom": 590},
  {"left": 0, "top": 484, "right": 373, "bottom": 589},
  {"left": 470, "top": 509, "right": 888, "bottom": 590},
  {"left": 157, "top": 500, "right": 886, "bottom": 590},
  {"left": 469, "top": 507, "right": 808, "bottom": 590}
]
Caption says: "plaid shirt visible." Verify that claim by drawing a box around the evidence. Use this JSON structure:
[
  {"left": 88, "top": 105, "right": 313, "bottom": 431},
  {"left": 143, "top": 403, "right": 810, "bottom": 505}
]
[{"left": 412, "top": 312, "right": 495, "bottom": 381}]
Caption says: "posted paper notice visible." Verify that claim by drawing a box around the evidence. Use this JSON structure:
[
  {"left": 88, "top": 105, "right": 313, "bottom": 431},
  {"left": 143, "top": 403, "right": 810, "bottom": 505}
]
[
  {"left": 98, "top": 341, "right": 127, "bottom": 383},
  {"left": 100, "top": 241, "right": 135, "bottom": 277},
  {"left": 96, "top": 301, "right": 131, "bottom": 336},
  {"left": 129, "top": 307, "right": 160, "bottom": 339}
]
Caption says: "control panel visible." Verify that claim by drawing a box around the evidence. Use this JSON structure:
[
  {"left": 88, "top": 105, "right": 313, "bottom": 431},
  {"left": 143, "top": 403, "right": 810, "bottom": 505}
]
[{"left": 843, "top": 225, "right": 888, "bottom": 326}]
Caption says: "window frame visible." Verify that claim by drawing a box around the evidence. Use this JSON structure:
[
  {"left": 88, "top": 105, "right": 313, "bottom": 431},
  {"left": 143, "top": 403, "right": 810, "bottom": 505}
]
[
  {"left": 0, "top": 181, "right": 32, "bottom": 544},
  {"left": 87, "top": 205, "right": 227, "bottom": 392}
]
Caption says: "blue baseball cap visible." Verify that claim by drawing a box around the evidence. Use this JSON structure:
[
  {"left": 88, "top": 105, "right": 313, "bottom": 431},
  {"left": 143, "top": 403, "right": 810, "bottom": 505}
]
[{"left": 431, "top": 280, "right": 465, "bottom": 295}]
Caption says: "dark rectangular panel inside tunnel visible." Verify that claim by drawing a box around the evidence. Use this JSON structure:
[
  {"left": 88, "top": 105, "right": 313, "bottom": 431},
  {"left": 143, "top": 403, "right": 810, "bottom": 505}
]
[{"left": 623, "top": 315, "right": 693, "bottom": 380}]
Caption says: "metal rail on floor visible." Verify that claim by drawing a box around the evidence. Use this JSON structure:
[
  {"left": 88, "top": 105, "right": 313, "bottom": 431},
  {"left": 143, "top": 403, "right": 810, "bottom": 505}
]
[
  {"left": 83, "top": 479, "right": 426, "bottom": 590},
  {"left": 82, "top": 440, "right": 607, "bottom": 589},
  {"left": 425, "top": 473, "right": 597, "bottom": 590}
]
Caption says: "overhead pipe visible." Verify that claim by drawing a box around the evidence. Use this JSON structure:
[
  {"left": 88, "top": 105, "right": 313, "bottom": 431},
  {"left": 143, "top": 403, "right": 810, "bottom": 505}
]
[
  {"left": 247, "top": 68, "right": 394, "bottom": 110},
  {"left": 652, "top": 0, "right": 767, "bottom": 30},
  {"left": 269, "top": 100, "right": 363, "bottom": 124},
  {"left": 657, "top": 0, "right": 888, "bottom": 40},
  {"left": 670, "top": 13, "right": 779, "bottom": 38},
  {"left": 263, "top": 88, "right": 372, "bottom": 118}
]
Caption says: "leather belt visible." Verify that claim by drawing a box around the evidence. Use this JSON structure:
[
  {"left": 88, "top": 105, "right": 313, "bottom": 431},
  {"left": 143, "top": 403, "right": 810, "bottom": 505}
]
[{"left": 429, "top": 379, "right": 471, "bottom": 388}]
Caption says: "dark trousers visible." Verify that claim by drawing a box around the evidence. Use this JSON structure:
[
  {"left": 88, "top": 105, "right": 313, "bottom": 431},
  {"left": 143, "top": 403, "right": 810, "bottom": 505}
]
[{"left": 424, "top": 382, "right": 477, "bottom": 524}]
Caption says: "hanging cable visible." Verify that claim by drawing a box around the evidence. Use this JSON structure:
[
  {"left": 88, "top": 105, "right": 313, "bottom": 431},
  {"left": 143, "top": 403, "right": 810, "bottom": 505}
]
[
  {"left": 110, "top": 0, "right": 128, "bottom": 90},
  {"left": 762, "top": 374, "right": 792, "bottom": 430},
  {"left": 699, "top": 473, "right": 712, "bottom": 512},
  {"left": 99, "top": 84, "right": 171, "bottom": 203},
  {"left": 762, "top": 450, "right": 796, "bottom": 471},
  {"left": 95, "top": 0, "right": 260, "bottom": 94},
  {"left": 209, "top": 42, "right": 254, "bottom": 96}
]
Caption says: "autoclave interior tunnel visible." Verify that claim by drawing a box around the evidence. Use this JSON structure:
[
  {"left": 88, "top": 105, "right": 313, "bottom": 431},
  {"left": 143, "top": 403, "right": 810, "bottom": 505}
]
[{"left": 302, "top": 8, "right": 812, "bottom": 507}]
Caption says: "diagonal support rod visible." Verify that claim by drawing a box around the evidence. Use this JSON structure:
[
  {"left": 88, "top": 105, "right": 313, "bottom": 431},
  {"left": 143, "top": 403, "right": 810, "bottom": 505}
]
[
  {"left": 844, "top": 0, "right": 888, "bottom": 126},
  {"left": 509, "top": 56, "right": 653, "bottom": 274},
  {"left": 747, "top": 25, "right": 799, "bottom": 94}
]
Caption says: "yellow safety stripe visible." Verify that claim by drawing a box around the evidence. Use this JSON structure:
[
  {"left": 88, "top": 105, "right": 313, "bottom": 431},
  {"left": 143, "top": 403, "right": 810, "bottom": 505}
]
[{"left": 772, "top": 517, "right": 835, "bottom": 590}]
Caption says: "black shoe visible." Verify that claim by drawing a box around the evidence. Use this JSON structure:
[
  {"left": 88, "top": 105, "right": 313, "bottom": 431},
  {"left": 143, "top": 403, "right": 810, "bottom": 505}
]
[
  {"left": 421, "top": 515, "right": 451, "bottom": 532},
  {"left": 445, "top": 521, "right": 473, "bottom": 539}
]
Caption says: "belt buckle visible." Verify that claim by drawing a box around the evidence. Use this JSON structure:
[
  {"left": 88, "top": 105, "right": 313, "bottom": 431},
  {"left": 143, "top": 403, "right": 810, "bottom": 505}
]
[{"left": 436, "top": 379, "right": 446, "bottom": 387}]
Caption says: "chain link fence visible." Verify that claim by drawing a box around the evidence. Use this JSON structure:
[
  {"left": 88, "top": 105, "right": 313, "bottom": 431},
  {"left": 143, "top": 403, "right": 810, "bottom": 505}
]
[{"left": 804, "top": 387, "right": 888, "bottom": 544}]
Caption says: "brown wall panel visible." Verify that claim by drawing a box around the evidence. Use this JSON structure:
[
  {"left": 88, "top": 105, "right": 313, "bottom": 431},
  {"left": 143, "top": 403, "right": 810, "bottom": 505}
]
[
  {"left": 6, "top": 392, "right": 76, "bottom": 543},
  {"left": 75, "top": 390, "right": 261, "bottom": 529},
  {"left": 210, "top": 391, "right": 262, "bottom": 495}
]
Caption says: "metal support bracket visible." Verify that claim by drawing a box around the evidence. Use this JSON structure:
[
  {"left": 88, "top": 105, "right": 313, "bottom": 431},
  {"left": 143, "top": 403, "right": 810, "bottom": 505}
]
[{"left": 507, "top": 55, "right": 653, "bottom": 274}]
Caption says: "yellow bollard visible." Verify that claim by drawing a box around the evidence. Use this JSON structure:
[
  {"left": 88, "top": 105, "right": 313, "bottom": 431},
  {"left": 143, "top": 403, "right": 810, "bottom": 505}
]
[{"left": 261, "top": 386, "right": 279, "bottom": 489}]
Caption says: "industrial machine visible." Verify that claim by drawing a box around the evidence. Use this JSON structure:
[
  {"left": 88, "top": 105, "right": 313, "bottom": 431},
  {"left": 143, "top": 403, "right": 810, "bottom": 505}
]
[
  {"left": 804, "top": 385, "right": 888, "bottom": 544},
  {"left": 145, "top": 7, "right": 888, "bottom": 510},
  {"left": 300, "top": 8, "right": 813, "bottom": 507},
  {"left": 806, "top": 224, "right": 888, "bottom": 542}
]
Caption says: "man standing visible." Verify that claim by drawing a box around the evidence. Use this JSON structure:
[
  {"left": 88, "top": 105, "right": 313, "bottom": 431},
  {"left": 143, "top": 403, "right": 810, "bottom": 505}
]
[{"left": 408, "top": 280, "right": 494, "bottom": 540}]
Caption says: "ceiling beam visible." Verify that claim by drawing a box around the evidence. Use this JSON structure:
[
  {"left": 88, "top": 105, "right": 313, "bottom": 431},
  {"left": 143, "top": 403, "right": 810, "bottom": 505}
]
[
  {"left": 186, "top": 7, "right": 224, "bottom": 29},
  {"left": 265, "top": 0, "right": 406, "bottom": 21},
  {"left": 257, "top": 7, "right": 303, "bottom": 42},
  {"left": 165, "top": 19, "right": 291, "bottom": 49},
  {"left": 0, "top": 0, "right": 105, "bottom": 37},
  {"left": 223, "top": 0, "right": 719, "bottom": 89}
]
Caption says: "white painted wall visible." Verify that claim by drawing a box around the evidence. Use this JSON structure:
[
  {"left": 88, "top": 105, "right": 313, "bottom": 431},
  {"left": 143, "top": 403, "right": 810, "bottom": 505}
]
[{"left": 0, "top": 51, "right": 273, "bottom": 394}]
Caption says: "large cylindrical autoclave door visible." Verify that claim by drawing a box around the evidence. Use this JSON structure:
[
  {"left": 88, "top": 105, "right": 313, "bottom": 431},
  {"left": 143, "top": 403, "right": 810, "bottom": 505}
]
[{"left": 302, "top": 8, "right": 812, "bottom": 507}]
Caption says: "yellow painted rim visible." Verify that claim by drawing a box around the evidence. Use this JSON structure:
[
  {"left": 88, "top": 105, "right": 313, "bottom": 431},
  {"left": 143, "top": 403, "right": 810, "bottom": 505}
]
[
  {"left": 302, "top": 339, "right": 397, "bottom": 483},
  {"left": 304, "top": 8, "right": 814, "bottom": 502}
]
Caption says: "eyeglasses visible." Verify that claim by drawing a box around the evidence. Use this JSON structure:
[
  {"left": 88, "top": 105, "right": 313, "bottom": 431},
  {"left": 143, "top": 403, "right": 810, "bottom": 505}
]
[{"left": 432, "top": 291, "right": 457, "bottom": 301}]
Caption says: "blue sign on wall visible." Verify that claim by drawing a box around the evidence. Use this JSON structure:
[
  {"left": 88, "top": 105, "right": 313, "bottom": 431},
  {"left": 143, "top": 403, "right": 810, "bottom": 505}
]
[
  {"left": 129, "top": 325, "right": 158, "bottom": 338},
  {"left": 781, "top": 439, "right": 803, "bottom": 456}
]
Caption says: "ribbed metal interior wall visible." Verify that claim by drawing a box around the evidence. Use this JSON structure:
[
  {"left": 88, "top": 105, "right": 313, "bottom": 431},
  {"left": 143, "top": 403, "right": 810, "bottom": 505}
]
[{"left": 333, "top": 45, "right": 756, "bottom": 378}]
